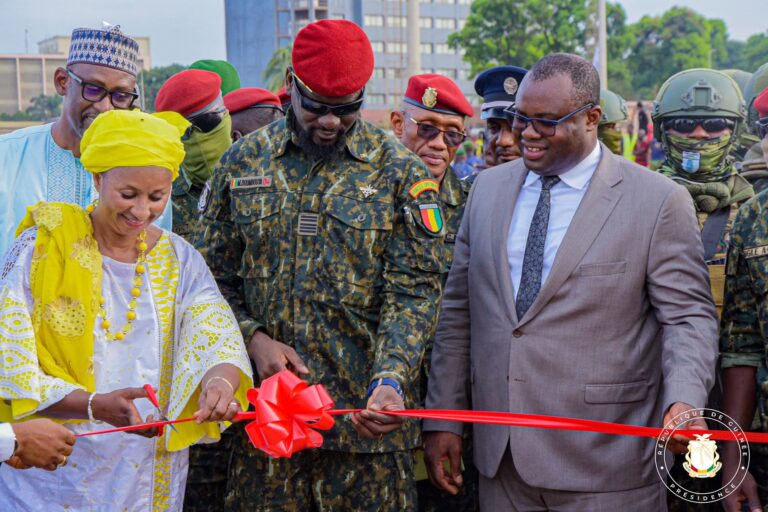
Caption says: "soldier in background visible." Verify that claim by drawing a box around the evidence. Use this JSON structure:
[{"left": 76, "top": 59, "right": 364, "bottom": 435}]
[
  {"left": 194, "top": 19, "right": 444, "bottom": 511},
  {"left": 653, "top": 68, "right": 750, "bottom": 512},
  {"left": 597, "top": 88, "right": 628, "bottom": 155},
  {"left": 718, "top": 86, "right": 768, "bottom": 512},
  {"left": 155, "top": 69, "right": 233, "bottom": 242},
  {"left": 390, "top": 73, "right": 478, "bottom": 512},
  {"left": 739, "top": 64, "right": 768, "bottom": 192},
  {"left": 470, "top": 66, "right": 527, "bottom": 183},
  {"left": 722, "top": 68, "right": 758, "bottom": 161},
  {"left": 224, "top": 88, "right": 284, "bottom": 142}
]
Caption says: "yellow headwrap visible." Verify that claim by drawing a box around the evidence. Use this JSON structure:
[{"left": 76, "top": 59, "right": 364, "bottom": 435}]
[{"left": 80, "top": 109, "right": 189, "bottom": 181}]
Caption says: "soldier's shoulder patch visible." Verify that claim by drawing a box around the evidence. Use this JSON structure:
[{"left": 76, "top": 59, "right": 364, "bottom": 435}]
[
  {"left": 409, "top": 179, "right": 439, "bottom": 199},
  {"left": 413, "top": 203, "right": 444, "bottom": 236},
  {"left": 743, "top": 244, "right": 768, "bottom": 259},
  {"left": 230, "top": 176, "right": 273, "bottom": 190},
  {"left": 197, "top": 181, "right": 211, "bottom": 213}
]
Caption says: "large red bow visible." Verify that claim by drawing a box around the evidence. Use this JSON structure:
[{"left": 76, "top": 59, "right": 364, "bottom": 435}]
[{"left": 243, "top": 370, "right": 336, "bottom": 458}]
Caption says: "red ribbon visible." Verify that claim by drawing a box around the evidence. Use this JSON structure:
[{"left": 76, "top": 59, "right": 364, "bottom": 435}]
[{"left": 76, "top": 370, "right": 768, "bottom": 455}]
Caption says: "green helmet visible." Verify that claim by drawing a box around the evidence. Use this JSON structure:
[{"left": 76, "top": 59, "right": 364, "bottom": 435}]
[
  {"left": 599, "top": 89, "right": 628, "bottom": 125},
  {"left": 744, "top": 62, "right": 768, "bottom": 128},
  {"left": 720, "top": 69, "right": 752, "bottom": 95},
  {"left": 652, "top": 68, "right": 746, "bottom": 140}
]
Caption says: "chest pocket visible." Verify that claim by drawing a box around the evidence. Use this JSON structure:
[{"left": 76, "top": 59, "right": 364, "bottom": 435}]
[
  {"left": 321, "top": 193, "right": 393, "bottom": 288},
  {"left": 231, "top": 191, "right": 282, "bottom": 278}
]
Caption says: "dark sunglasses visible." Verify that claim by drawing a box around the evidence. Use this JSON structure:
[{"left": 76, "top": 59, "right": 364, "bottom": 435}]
[
  {"left": 292, "top": 73, "right": 364, "bottom": 117},
  {"left": 407, "top": 116, "right": 466, "bottom": 147},
  {"left": 186, "top": 108, "right": 226, "bottom": 135},
  {"left": 756, "top": 117, "right": 768, "bottom": 139},
  {"left": 67, "top": 69, "right": 138, "bottom": 109},
  {"left": 663, "top": 117, "right": 735, "bottom": 134},
  {"left": 506, "top": 103, "right": 595, "bottom": 137}
]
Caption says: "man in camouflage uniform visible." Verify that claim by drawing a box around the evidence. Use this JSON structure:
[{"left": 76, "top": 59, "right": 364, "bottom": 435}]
[
  {"left": 155, "top": 69, "right": 233, "bottom": 241},
  {"left": 719, "top": 86, "right": 768, "bottom": 512},
  {"left": 597, "top": 88, "right": 628, "bottom": 155},
  {"left": 390, "top": 73, "right": 477, "bottom": 512},
  {"left": 223, "top": 87, "right": 284, "bottom": 142},
  {"left": 739, "top": 64, "right": 768, "bottom": 193},
  {"left": 652, "top": 69, "right": 751, "bottom": 512},
  {"left": 194, "top": 20, "right": 444, "bottom": 511}
]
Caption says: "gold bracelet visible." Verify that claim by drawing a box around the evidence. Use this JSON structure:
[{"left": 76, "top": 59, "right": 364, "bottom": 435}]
[{"left": 203, "top": 376, "right": 234, "bottom": 395}]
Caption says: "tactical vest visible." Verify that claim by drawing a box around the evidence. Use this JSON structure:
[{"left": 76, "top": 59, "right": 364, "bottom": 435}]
[{"left": 697, "top": 203, "right": 739, "bottom": 318}]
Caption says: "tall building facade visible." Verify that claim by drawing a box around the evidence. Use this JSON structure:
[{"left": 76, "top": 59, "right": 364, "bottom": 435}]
[{"left": 224, "top": 0, "right": 476, "bottom": 111}]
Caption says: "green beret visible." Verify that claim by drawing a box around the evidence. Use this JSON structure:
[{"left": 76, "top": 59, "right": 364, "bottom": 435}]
[{"left": 189, "top": 59, "right": 241, "bottom": 95}]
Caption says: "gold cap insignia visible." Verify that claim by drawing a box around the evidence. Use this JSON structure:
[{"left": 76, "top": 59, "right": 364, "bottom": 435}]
[
  {"left": 503, "top": 77, "right": 519, "bottom": 95},
  {"left": 422, "top": 87, "right": 438, "bottom": 108}
]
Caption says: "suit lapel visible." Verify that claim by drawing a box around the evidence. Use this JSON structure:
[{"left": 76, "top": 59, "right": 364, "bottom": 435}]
[
  {"left": 517, "top": 148, "right": 623, "bottom": 327},
  {"left": 491, "top": 161, "right": 527, "bottom": 326}
]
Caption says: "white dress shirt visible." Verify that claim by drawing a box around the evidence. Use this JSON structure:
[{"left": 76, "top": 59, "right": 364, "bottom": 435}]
[
  {"left": 0, "top": 423, "right": 15, "bottom": 461},
  {"left": 507, "top": 142, "right": 602, "bottom": 297}
]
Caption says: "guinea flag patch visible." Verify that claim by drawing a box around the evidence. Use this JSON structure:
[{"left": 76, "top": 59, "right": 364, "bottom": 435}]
[
  {"left": 417, "top": 203, "right": 443, "bottom": 235},
  {"left": 408, "top": 179, "right": 439, "bottom": 199}
]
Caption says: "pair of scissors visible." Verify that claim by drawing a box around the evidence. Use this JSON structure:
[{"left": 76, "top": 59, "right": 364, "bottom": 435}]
[{"left": 144, "top": 384, "right": 179, "bottom": 434}]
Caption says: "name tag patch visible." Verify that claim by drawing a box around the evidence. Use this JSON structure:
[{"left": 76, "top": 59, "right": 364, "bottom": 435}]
[
  {"left": 744, "top": 245, "right": 768, "bottom": 259},
  {"left": 230, "top": 176, "right": 273, "bottom": 189}
]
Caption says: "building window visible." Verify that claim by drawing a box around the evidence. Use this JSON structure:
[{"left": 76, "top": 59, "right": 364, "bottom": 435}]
[
  {"left": 387, "top": 42, "right": 407, "bottom": 54},
  {"left": 458, "top": 19, "right": 466, "bottom": 30},
  {"left": 435, "top": 43, "right": 454, "bottom": 54},
  {"left": 457, "top": 0, "right": 471, "bottom": 3},
  {"left": 435, "top": 68, "right": 457, "bottom": 79},
  {"left": 389, "top": 94, "right": 402, "bottom": 106},
  {"left": 385, "top": 67, "right": 404, "bottom": 79},
  {"left": 457, "top": 68, "right": 469, "bottom": 80},
  {"left": 367, "top": 94, "right": 386, "bottom": 105},
  {"left": 434, "top": 0, "right": 455, "bottom": 3},
  {"left": 364, "top": 15, "right": 384, "bottom": 27},
  {"left": 388, "top": 16, "right": 407, "bottom": 28},
  {"left": 371, "top": 41, "right": 385, "bottom": 53},
  {"left": 372, "top": 68, "right": 385, "bottom": 78},
  {"left": 420, "top": 43, "right": 433, "bottom": 54},
  {"left": 419, "top": 17, "right": 432, "bottom": 28},
  {"left": 435, "top": 18, "right": 457, "bottom": 30}
]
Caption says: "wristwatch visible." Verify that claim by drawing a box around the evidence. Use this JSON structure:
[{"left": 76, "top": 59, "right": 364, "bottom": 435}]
[{"left": 365, "top": 378, "right": 404, "bottom": 400}]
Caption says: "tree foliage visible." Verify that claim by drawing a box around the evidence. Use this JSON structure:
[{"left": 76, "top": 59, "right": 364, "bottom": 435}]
[
  {"left": 25, "top": 94, "right": 62, "bottom": 121},
  {"left": 263, "top": 45, "right": 292, "bottom": 93},
  {"left": 137, "top": 64, "right": 185, "bottom": 112}
]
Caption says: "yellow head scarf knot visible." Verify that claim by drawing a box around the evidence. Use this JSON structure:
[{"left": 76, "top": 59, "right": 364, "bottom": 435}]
[{"left": 80, "top": 109, "right": 190, "bottom": 181}]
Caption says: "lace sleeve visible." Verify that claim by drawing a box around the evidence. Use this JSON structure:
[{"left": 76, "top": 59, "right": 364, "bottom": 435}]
[{"left": 1, "top": 227, "right": 37, "bottom": 282}]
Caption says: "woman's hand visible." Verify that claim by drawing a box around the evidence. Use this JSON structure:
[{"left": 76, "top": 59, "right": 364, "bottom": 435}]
[
  {"left": 91, "top": 387, "right": 160, "bottom": 438},
  {"left": 194, "top": 377, "right": 239, "bottom": 423}
]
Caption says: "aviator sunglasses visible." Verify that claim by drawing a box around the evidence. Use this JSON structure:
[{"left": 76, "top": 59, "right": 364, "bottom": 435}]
[
  {"left": 663, "top": 117, "right": 736, "bottom": 134},
  {"left": 291, "top": 72, "right": 364, "bottom": 117},
  {"left": 407, "top": 117, "right": 467, "bottom": 147}
]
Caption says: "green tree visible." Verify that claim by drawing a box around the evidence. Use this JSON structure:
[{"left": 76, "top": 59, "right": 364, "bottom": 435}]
[
  {"left": 448, "top": 0, "right": 590, "bottom": 76},
  {"left": 25, "top": 94, "right": 62, "bottom": 121},
  {"left": 740, "top": 32, "right": 768, "bottom": 72},
  {"left": 605, "top": 2, "right": 633, "bottom": 97},
  {"left": 263, "top": 45, "right": 292, "bottom": 93},
  {"left": 137, "top": 64, "right": 185, "bottom": 112}
]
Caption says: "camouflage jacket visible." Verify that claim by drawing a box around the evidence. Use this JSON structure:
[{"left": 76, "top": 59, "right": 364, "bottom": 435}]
[
  {"left": 438, "top": 166, "right": 470, "bottom": 280},
  {"left": 171, "top": 168, "right": 203, "bottom": 242},
  {"left": 194, "top": 113, "right": 444, "bottom": 452}
]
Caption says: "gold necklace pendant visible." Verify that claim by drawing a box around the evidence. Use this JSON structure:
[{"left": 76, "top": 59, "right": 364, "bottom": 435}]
[{"left": 98, "top": 230, "right": 148, "bottom": 341}]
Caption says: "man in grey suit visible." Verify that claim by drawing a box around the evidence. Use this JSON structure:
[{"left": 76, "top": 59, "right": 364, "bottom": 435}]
[{"left": 423, "top": 53, "right": 718, "bottom": 511}]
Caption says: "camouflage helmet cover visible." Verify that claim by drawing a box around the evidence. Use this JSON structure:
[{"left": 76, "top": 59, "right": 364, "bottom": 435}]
[
  {"left": 599, "top": 89, "right": 628, "bottom": 125},
  {"left": 744, "top": 62, "right": 768, "bottom": 127}
]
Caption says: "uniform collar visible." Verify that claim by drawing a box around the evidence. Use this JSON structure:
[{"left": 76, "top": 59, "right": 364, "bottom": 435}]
[{"left": 440, "top": 167, "right": 463, "bottom": 206}]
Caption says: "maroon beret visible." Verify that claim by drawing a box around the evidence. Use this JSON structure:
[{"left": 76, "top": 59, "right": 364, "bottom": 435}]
[
  {"left": 154, "top": 69, "right": 222, "bottom": 118},
  {"left": 404, "top": 74, "right": 474, "bottom": 117},
  {"left": 224, "top": 88, "right": 282, "bottom": 114},
  {"left": 755, "top": 86, "right": 768, "bottom": 118},
  {"left": 292, "top": 20, "right": 374, "bottom": 98}
]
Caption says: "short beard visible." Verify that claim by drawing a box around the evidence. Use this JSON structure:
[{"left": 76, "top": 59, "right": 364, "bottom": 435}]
[{"left": 295, "top": 125, "right": 348, "bottom": 161}]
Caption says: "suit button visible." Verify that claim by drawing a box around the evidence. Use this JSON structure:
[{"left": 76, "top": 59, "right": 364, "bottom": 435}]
[{"left": 513, "top": 329, "right": 523, "bottom": 338}]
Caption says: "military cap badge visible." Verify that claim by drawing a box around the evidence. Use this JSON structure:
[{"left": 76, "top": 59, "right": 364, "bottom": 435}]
[
  {"left": 422, "top": 87, "right": 438, "bottom": 108},
  {"left": 503, "top": 77, "right": 519, "bottom": 95}
]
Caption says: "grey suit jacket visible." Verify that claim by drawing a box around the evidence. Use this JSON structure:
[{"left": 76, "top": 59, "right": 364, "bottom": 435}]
[{"left": 424, "top": 145, "right": 718, "bottom": 492}]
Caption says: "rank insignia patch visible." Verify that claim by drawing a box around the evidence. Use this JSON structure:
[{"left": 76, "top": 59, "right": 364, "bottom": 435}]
[
  {"left": 408, "top": 179, "right": 439, "bottom": 199},
  {"left": 417, "top": 203, "right": 443, "bottom": 235},
  {"left": 197, "top": 182, "right": 211, "bottom": 213},
  {"left": 230, "top": 176, "right": 273, "bottom": 189}
]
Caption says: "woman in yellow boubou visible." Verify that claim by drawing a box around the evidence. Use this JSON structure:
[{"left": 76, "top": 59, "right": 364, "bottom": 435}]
[{"left": 0, "top": 110, "right": 253, "bottom": 511}]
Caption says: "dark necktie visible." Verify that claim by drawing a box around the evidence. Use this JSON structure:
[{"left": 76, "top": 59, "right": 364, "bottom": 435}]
[{"left": 516, "top": 175, "right": 560, "bottom": 319}]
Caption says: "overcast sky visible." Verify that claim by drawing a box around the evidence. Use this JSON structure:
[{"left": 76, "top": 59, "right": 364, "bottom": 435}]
[{"left": 0, "top": 0, "right": 764, "bottom": 67}]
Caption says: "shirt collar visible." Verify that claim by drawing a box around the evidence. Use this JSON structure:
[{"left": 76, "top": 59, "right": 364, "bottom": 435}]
[{"left": 523, "top": 141, "right": 601, "bottom": 190}]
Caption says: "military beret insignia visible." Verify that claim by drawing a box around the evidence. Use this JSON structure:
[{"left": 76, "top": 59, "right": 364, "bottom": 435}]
[
  {"left": 408, "top": 178, "right": 439, "bottom": 199},
  {"left": 503, "top": 77, "right": 518, "bottom": 95},
  {"left": 422, "top": 87, "right": 438, "bottom": 108}
]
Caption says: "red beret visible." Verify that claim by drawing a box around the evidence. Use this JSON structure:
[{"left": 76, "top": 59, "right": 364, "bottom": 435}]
[
  {"left": 224, "top": 88, "right": 282, "bottom": 114},
  {"left": 292, "top": 20, "right": 374, "bottom": 98},
  {"left": 755, "top": 86, "right": 768, "bottom": 118},
  {"left": 277, "top": 86, "right": 290, "bottom": 105},
  {"left": 155, "top": 69, "right": 222, "bottom": 118},
  {"left": 404, "top": 74, "right": 474, "bottom": 117}
]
